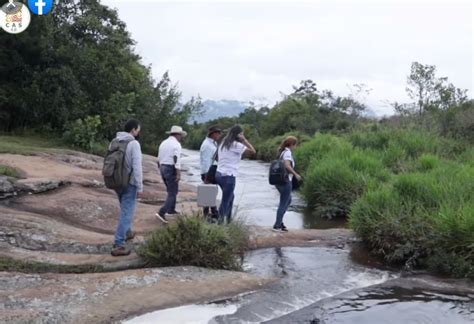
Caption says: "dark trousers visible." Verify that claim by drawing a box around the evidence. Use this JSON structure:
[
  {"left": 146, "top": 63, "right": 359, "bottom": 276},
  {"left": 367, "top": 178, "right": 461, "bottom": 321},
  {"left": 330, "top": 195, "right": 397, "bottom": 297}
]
[
  {"left": 159, "top": 164, "right": 178, "bottom": 216},
  {"left": 201, "top": 174, "right": 218, "bottom": 218}
]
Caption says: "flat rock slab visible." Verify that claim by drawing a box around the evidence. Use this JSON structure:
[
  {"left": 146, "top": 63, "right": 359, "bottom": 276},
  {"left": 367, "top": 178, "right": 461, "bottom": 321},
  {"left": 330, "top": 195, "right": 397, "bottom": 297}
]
[
  {"left": 265, "top": 275, "right": 474, "bottom": 323},
  {"left": 0, "top": 267, "right": 273, "bottom": 323},
  {"left": 248, "top": 227, "right": 355, "bottom": 249}
]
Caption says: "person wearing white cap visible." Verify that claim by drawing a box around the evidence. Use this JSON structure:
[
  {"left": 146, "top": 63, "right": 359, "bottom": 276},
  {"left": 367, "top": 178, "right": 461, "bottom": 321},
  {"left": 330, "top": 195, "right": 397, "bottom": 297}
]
[{"left": 156, "top": 125, "right": 187, "bottom": 223}]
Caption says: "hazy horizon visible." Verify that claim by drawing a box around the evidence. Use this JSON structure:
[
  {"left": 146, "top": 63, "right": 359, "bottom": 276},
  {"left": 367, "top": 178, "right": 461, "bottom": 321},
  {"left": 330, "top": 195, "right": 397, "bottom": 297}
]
[{"left": 102, "top": 0, "right": 473, "bottom": 116}]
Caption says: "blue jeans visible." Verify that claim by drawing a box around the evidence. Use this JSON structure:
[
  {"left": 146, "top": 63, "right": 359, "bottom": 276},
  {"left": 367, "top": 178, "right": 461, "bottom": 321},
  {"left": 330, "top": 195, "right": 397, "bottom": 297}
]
[
  {"left": 275, "top": 181, "right": 292, "bottom": 228},
  {"left": 159, "top": 164, "right": 179, "bottom": 216},
  {"left": 114, "top": 184, "right": 138, "bottom": 246},
  {"left": 215, "top": 172, "right": 236, "bottom": 224}
]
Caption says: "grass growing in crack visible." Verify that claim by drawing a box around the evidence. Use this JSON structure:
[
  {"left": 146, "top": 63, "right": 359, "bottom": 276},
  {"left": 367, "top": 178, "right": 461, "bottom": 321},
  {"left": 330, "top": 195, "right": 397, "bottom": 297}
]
[
  {"left": 0, "top": 165, "right": 21, "bottom": 178},
  {"left": 138, "top": 215, "right": 249, "bottom": 271},
  {"left": 0, "top": 257, "right": 104, "bottom": 273}
]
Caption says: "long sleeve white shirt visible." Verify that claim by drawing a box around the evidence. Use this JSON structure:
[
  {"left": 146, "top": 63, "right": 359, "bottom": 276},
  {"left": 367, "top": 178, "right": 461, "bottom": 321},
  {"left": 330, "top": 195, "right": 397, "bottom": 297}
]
[{"left": 200, "top": 137, "right": 218, "bottom": 174}]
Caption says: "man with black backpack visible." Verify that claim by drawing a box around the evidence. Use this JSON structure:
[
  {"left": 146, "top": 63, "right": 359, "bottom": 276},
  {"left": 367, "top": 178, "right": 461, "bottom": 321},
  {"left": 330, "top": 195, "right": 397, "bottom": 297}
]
[{"left": 103, "top": 119, "right": 143, "bottom": 256}]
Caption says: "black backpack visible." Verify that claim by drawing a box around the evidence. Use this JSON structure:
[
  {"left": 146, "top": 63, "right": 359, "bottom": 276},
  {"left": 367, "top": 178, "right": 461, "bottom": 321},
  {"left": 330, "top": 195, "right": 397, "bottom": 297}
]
[
  {"left": 269, "top": 151, "right": 288, "bottom": 185},
  {"left": 102, "top": 139, "right": 132, "bottom": 190}
]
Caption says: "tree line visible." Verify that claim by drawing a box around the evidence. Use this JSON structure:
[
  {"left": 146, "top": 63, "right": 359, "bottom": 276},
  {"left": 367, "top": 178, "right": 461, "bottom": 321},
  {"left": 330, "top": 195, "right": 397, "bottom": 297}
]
[
  {"left": 1, "top": 1, "right": 471, "bottom": 156},
  {"left": 0, "top": 0, "right": 201, "bottom": 154}
]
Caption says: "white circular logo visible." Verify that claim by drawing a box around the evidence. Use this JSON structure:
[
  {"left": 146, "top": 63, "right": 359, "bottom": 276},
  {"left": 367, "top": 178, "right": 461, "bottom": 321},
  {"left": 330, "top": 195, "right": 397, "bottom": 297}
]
[{"left": 1, "top": 1, "right": 31, "bottom": 34}]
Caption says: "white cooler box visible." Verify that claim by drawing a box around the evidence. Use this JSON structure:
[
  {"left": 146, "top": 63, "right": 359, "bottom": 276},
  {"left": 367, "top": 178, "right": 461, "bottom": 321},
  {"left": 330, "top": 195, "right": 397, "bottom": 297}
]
[{"left": 197, "top": 184, "right": 218, "bottom": 207}]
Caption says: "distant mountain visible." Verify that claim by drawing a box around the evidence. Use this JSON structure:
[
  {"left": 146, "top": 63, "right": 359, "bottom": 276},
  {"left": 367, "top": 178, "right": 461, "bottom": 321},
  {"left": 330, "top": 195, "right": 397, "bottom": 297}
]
[
  {"left": 361, "top": 107, "right": 379, "bottom": 119},
  {"left": 191, "top": 99, "right": 250, "bottom": 124}
]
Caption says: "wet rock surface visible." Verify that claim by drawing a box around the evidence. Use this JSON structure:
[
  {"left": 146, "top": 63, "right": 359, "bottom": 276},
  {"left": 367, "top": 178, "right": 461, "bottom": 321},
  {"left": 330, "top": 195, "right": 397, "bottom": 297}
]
[
  {"left": 1, "top": 267, "right": 273, "bottom": 323},
  {"left": 0, "top": 150, "right": 298, "bottom": 323},
  {"left": 265, "top": 275, "right": 474, "bottom": 324},
  {"left": 0, "top": 176, "right": 15, "bottom": 198}
]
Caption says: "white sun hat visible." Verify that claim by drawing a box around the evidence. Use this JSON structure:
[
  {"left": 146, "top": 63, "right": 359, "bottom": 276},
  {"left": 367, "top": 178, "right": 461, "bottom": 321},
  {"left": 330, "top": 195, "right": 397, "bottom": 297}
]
[{"left": 166, "top": 125, "right": 188, "bottom": 136}]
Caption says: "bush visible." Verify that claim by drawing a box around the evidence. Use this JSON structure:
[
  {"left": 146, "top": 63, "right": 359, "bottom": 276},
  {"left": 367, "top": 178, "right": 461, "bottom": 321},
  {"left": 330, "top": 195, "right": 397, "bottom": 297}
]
[
  {"left": 63, "top": 115, "right": 102, "bottom": 153},
  {"left": 138, "top": 216, "right": 249, "bottom": 271},
  {"left": 349, "top": 163, "right": 474, "bottom": 278}
]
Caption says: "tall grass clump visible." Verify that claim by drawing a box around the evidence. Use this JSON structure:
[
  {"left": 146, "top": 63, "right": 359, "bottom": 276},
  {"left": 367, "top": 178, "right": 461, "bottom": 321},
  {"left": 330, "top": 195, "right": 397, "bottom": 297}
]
[
  {"left": 350, "top": 162, "right": 474, "bottom": 278},
  {"left": 138, "top": 216, "right": 249, "bottom": 271},
  {"left": 348, "top": 128, "right": 466, "bottom": 172},
  {"left": 293, "top": 133, "right": 352, "bottom": 173},
  {"left": 302, "top": 145, "right": 389, "bottom": 218}
]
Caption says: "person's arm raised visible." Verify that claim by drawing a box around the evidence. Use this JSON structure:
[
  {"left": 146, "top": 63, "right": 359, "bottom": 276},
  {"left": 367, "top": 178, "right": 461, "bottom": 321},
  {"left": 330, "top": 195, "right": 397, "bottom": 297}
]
[{"left": 238, "top": 134, "right": 256, "bottom": 155}]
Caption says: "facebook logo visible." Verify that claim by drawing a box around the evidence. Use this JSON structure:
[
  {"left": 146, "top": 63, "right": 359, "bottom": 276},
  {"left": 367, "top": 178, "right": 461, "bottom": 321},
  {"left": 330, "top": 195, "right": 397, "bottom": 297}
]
[{"left": 28, "top": 0, "right": 53, "bottom": 15}]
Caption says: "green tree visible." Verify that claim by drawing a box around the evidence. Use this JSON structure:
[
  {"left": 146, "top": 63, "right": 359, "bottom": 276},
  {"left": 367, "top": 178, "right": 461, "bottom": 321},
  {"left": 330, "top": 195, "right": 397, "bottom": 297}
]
[{"left": 406, "top": 62, "right": 467, "bottom": 116}]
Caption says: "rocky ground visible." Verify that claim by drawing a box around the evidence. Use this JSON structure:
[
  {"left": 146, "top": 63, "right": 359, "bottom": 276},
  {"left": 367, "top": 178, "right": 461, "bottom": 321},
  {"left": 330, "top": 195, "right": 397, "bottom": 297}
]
[{"left": 0, "top": 149, "right": 353, "bottom": 323}]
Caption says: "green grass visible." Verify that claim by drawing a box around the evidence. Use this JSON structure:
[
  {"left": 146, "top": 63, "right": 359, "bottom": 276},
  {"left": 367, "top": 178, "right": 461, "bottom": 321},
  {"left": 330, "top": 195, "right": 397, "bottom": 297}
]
[
  {"left": 0, "top": 135, "right": 68, "bottom": 155},
  {"left": 349, "top": 162, "right": 474, "bottom": 278},
  {"left": 253, "top": 132, "right": 311, "bottom": 162},
  {"left": 0, "top": 257, "right": 104, "bottom": 273},
  {"left": 138, "top": 215, "right": 249, "bottom": 271},
  {"left": 0, "top": 134, "right": 107, "bottom": 156},
  {"left": 302, "top": 149, "right": 389, "bottom": 218},
  {"left": 0, "top": 165, "right": 21, "bottom": 178},
  {"left": 292, "top": 127, "right": 473, "bottom": 277}
]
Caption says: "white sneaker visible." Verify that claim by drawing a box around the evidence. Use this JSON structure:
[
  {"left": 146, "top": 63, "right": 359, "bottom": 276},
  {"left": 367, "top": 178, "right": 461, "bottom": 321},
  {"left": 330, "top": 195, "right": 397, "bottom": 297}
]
[{"left": 155, "top": 213, "right": 169, "bottom": 224}]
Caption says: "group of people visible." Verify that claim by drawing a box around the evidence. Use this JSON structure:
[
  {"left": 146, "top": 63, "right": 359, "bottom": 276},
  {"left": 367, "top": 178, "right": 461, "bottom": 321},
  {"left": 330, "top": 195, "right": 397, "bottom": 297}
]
[{"left": 109, "top": 119, "right": 302, "bottom": 257}]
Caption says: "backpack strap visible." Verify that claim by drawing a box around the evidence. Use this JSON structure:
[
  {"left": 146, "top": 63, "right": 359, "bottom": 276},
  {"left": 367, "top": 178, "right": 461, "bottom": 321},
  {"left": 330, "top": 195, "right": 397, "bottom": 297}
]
[{"left": 277, "top": 149, "right": 285, "bottom": 160}]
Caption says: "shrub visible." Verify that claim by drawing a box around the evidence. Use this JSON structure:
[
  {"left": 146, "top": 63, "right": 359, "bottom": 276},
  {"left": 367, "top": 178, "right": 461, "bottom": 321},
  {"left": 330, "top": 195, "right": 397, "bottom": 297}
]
[
  {"left": 63, "top": 115, "right": 102, "bottom": 153},
  {"left": 138, "top": 216, "right": 249, "bottom": 271},
  {"left": 349, "top": 163, "right": 474, "bottom": 278}
]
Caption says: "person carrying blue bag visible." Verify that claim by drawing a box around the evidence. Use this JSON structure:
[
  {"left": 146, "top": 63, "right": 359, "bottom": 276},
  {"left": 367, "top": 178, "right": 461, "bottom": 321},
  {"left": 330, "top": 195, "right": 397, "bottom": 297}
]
[{"left": 271, "top": 136, "right": 302, "bottom": 232}]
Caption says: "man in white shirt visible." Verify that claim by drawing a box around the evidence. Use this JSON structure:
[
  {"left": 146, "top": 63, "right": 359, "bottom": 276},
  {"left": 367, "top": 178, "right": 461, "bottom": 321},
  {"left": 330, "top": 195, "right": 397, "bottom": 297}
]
[
  {"left": 156, "top": 125, "right": 187, "bottom": 223},
  {"left": 199, "top": 125, "right": 223, "bottom": 221}
]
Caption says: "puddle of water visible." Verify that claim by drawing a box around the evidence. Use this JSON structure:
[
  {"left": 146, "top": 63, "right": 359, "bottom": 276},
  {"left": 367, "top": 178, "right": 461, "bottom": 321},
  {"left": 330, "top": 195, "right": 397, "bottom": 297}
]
[
  {"left": 125, "top": 303, "right": 238, "bottom": 324},
  {"left": 127, "top": 247, "right": 396, "bottom": 324}
]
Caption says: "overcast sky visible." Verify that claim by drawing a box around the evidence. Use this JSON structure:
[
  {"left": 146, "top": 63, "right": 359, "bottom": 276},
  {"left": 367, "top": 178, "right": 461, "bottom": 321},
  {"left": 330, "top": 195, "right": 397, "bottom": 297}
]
[{"left": 102, "top": 0, "right": 473, "bottom": 115}]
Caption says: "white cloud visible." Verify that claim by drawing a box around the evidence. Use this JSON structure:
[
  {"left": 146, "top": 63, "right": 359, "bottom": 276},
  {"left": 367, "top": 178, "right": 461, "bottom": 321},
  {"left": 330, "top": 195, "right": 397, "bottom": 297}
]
[{"left": 102, "top": 0, "right": 473, "bottom": 114}]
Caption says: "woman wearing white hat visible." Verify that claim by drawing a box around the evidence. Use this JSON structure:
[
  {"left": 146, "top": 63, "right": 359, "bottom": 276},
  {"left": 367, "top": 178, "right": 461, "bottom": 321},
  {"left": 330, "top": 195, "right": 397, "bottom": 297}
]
[{"left": 156, "top": 125, "right": 187, "bottom": 223}]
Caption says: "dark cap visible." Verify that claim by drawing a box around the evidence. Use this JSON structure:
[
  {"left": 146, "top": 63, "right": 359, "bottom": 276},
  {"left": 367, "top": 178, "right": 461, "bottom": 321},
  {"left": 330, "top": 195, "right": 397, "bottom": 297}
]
[{"left": 208, "top": 125, "right": 223, "bottom": 136}]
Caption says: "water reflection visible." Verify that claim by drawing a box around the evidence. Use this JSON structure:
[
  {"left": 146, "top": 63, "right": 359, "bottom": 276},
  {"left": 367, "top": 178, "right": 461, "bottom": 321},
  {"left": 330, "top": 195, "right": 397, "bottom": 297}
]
[{"left": 269, "top": 287, "right": 474, "bottom": 324}]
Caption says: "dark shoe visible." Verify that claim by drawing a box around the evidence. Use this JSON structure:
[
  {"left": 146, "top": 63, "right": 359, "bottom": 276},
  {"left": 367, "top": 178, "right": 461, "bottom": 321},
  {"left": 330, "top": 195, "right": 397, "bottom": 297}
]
[
  {"left": 272, "top": 225, "right": 283, "bottom": 232},
  {"left": 281, "top": 223, "right": 289, "bottom": 232},
  {"left": 111, "top": 245, "right": 131, "bottom": 257},
  {"left": 155, "top": 212, "right": 169, "bottom": 224},
  {"left": 125, "top": 230, "right": 136, "bottom": 242}
]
